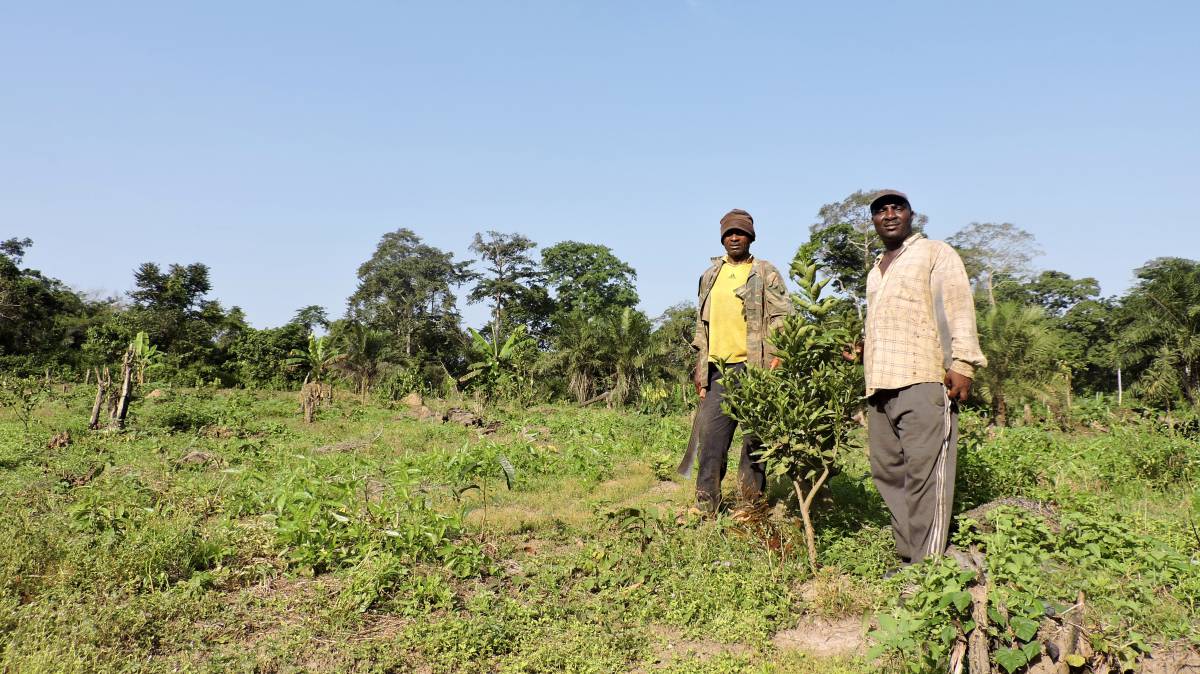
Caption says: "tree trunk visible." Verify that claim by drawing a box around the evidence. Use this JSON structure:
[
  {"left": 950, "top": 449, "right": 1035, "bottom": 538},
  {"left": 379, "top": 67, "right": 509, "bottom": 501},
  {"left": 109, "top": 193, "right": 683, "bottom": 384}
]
[
  {"left": 109, "top": 350, "right": 135, "bottom": 430},
  {"left": 986, "top": 269, "right": 996, "bottom": 307},
  {"left": 993, "top": 389, "right": 1007, "bottom": 427},
  {"left": 88, "top": 367, "right": 108, "bottom": 430},
  {"left": 792, "top": 465, "right": 832, "bottom": 575}
]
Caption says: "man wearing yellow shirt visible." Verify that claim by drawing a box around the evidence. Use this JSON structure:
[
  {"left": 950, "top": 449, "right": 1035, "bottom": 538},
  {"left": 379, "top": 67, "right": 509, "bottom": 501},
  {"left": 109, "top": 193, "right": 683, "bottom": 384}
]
[{"left": 690, "top": 209, "right": 791, "bottom": 515}]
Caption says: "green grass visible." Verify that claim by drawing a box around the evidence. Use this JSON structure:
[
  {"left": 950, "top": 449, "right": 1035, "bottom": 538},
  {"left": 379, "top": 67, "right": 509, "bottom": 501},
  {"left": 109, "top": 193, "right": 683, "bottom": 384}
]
[{"left": 0, "top": 386, "right": 1197, "bottom": 672}]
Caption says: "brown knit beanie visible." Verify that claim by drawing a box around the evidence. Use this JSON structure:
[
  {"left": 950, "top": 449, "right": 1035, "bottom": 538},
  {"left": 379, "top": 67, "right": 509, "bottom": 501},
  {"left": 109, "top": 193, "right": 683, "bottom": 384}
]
[{"left": 720, "top": 209, "right": 755, "bottom": 241}]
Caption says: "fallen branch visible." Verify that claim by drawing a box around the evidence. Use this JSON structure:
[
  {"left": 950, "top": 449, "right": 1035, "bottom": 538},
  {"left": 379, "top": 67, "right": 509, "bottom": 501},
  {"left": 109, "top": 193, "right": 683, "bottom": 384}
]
[{"left": 579, "top": 390, "right": 611, "bottom": 408}]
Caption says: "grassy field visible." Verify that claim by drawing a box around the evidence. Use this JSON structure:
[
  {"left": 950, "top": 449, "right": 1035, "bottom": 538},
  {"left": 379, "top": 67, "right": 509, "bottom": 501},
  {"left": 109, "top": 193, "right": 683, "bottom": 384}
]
[{"left": 0, "top": 387, "right": 1197, "bottom": 673}]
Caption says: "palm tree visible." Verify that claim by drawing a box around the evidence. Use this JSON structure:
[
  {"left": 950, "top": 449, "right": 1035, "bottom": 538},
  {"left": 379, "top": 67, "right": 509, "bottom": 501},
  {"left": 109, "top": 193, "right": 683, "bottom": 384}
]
[
  {"left": 1119, "top": 258, "right": 1200, "bottom": 407},
  {"left": 603, "top": 307, "right": 656, "bottom": 406},
  {"left": 336, "top": 323, "right": 388, "bottom": 402},
  {"left": 974, "top": 302, "right": 1063, "bottom": 426},
  {"left": 542, "top": 310, "right": 607, "bottom": 404}
]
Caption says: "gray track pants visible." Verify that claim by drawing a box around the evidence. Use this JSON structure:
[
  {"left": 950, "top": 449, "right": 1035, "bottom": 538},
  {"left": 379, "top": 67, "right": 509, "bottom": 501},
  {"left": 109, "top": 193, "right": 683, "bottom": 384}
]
[{"left": 867, "top": 382, "right": 957, "bottom": 563}]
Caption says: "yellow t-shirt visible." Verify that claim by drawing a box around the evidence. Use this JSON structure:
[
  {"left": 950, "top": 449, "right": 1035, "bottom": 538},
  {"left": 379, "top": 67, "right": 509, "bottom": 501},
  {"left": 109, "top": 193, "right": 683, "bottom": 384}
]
[{"left": 707, "top": 257, "right": 753, "bottom": 363}]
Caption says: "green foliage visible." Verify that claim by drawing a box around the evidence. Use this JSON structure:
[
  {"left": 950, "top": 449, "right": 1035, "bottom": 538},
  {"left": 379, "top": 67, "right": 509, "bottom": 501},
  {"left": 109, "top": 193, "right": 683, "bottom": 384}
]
[
  {"left": 974, "top": 301, "right": 1067, "bottom": 425},
  {"left": 0, "top": 237, "right": 93, "bottom": 360},
  {"left": 347, "top": 228, "right": 471, "bottom": 362},
  {"left": 720, "top": 250, "right": 861, "bottom": 477},
  {"left": 227, "top": 322, "right": 308, "bottom": 388},
  {"left": 267, "top": 457, "right": 489, "bottom": 577},
  {"left": 461, "top": 325, "right": 536, "bottom": 401},
  {"left": 541, "top": 240, "right": 639, "bottom": 316},
  {"left": 0, "top": 374, "right": 50, "bottom": 435},
  {"left": 283, "top": 333, "right": 344, "bottom": 384},
  {"left": 720, "top": 245, "right": 862, "bottom": 569},
  {"left": 1119, "top": 256, "right": 1200, "bottom": 407},
  {"left": 468, "top": 230, "right": 546, "bottom": 341},
  {"left": 131, "top": 330, "right": 163, "bottom": 384},
  {"left": 868, "top": 557, "right": 975, "bottom": 672},
  {"left": 996, "top": 269, "right": 1100, "bottom": 317},
  {"left": 333, "top": 321, "right": 388, "bottom": 399},
  {"left": 542, "top": 307, "right": 661, "bottom": 405}
]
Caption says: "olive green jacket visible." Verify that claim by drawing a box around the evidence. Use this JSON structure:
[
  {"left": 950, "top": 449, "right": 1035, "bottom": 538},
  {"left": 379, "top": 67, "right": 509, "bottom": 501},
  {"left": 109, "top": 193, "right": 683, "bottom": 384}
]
[{"left": 691, "top": 256, "right": 792, "bottom": 388}]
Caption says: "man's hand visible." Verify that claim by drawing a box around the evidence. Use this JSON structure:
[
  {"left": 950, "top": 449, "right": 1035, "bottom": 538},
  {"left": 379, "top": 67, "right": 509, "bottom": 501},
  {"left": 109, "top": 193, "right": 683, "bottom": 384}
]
[
  {"left": 841, "top": 342, "right": 862, "bottom": 363},
  {"left": 944, "top": 370, "right": 973, "bottom": 402},
  {"left": 695, "top": 380, "right": 706, "bottom": 400},
  {"left": 768, "top": 357, "right": 781, "bottom": 370}
]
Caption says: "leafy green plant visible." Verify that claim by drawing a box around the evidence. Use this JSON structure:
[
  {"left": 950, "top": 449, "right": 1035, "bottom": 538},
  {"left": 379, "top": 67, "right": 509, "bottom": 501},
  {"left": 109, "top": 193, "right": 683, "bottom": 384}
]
[
  {"left": 269, "top": 458, "right": 489, "bottom": 577},
  {"left": 283, "top": 333, "right": 344, "bottom": 385},
  {"left": 720, "top": 247, "right": 862, "bottom": 572},
  {"left": 0, "top": 374, "right": 50, "bottom": 436},
  {"left": 460, "top": 325, "right": 534, "bottom": 401},
  {"left": 868, "top": 557, "right": 975, "bottom": 672},
  {"left": 131, "top": 331, "right": 163, "bottom": 386}
]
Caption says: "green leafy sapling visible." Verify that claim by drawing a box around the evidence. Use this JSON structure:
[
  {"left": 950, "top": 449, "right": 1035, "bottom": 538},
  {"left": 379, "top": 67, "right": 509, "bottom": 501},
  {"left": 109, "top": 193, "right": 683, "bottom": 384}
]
[{"left": 720, "top": 246, "right": 863, "bottom": 573}]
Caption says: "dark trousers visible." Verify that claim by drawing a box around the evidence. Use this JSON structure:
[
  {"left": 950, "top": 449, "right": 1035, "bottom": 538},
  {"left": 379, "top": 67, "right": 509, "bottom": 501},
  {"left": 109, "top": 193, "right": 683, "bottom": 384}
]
[
  {"left": 696, "top": 363, "right": 767, "bottom": 510},
  {"left": 867, "top": 382, "right": 958, "bottom": 563}
]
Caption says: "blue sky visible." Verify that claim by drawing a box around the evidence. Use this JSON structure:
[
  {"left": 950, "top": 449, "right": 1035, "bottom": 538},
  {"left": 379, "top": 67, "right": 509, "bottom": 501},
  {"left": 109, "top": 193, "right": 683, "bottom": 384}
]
[{"left": 3, "top": 1, "right": 1197, "bottom": 329}]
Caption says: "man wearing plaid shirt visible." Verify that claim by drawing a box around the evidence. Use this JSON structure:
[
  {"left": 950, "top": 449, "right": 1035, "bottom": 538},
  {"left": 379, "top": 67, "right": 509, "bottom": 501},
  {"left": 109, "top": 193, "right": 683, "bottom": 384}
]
[{"left": 864, "top": 190, "right": 987, "bottom": 566}]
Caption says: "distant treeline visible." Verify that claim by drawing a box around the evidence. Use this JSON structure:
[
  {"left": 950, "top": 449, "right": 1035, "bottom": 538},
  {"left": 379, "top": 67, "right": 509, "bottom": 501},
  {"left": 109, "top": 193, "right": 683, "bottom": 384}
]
[{"left": 2, "top": 189, "right": 1197, "bottom": 420}]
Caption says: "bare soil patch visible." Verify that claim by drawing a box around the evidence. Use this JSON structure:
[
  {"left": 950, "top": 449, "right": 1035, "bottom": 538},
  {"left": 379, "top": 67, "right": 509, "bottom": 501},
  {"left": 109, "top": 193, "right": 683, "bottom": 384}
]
[{"left": 772, "top": 616, "right": 867, "bottom": 658}]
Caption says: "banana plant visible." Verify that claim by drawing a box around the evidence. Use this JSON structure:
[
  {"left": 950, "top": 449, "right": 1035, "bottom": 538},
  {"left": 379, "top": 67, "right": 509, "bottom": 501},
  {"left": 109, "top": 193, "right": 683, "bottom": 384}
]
[
  {"left": 460, "top": 325, "right": 531, "bottom": 399},
  {"left": 131, "top": 331, "right": 163, "bottom": 386},
  {"left": 284, "top": 334, "right": 345, "bottom": 385}
]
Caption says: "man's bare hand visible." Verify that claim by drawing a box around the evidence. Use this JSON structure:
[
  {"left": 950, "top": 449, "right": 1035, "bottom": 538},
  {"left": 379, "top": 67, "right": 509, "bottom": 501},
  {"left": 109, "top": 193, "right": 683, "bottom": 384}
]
[
  {"left": 841, "top": 342, "right": 862, "bottom": 363},
  {"left": 768, "top": 357, "right": 781, "bottom": 370},
  {"left": 944, "top": 370, "right": 972, "bottom": 402},
  {"left": 694, "top": 380, "right": 706, "bottom": 400}
]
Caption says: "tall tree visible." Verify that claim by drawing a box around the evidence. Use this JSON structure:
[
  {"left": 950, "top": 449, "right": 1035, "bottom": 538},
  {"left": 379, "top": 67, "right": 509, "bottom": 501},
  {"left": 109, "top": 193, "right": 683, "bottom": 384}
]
[
  {"left": 347, "top": 228, "right": 472, "bottom": 360},
  {"left": 292, "top": 305, "right": 331, "bottom": 333},
  {"left": 0, "top": 238, "right": 90, "bottom": 362},
  {"left": 541, "top": 241, "right": 639, "bottom": 317},
  {"left": 1119, "top": 257, "right": 1200, "bottom": 407},
  {"left": 806, "top": 190, "right": 928, "bottom": 311},
  {"left": 1055, "top": 297, "right": 1121, "bottom": 394},
  {"left": 126, "top": 262, "right": 218, "bottom": 352},
  {"left": 995, "top": 270, "right": 1100, "bottom": 317},
  {"left": 467, "top": 231, "right": 542, "bottom": 344},
  {"left": 947, "top": 222, "right": 1042, "bottom": 307},
  {"left": 651, "top": 302, "right": 699, "bottom": 384}
]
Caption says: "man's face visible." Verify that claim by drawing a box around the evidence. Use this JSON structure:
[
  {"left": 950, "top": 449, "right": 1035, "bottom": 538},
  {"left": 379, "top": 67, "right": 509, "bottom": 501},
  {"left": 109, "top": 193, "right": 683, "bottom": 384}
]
[
  {"left": 871, "top": 199, "right": 914, "bottom": 246},
  {"left": 722, "top": 230, "right": 752, "bottom": 259}
]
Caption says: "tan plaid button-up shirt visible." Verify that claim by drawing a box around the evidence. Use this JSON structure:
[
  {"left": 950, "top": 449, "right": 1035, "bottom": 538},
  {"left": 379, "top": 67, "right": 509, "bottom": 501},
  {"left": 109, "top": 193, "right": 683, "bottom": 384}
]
[{"left": 864, "top": 233, "right": 986, "bottom": 397}]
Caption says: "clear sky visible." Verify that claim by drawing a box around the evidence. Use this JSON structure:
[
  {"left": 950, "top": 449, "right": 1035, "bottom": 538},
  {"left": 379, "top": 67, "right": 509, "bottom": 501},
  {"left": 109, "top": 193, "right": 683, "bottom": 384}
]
[{"left": 3, "top": 1, "right": 1197, "bottom": 329}]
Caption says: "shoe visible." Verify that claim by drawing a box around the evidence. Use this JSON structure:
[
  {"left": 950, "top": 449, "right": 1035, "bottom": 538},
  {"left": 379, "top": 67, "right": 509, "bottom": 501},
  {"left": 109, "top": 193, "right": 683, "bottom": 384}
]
[
  {"left": 730, "top": 499, "right": 769, "bottom": 524},
  {"left": 678, "top": 505, "right": 714, "bottom": 523}
]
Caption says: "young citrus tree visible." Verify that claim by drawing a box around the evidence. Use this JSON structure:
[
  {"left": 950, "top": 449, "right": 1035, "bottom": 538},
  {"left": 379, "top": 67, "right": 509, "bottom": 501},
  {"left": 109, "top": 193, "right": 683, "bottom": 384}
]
[{"left": 720, "top": 247, "right": 863, "bottom": 573}]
